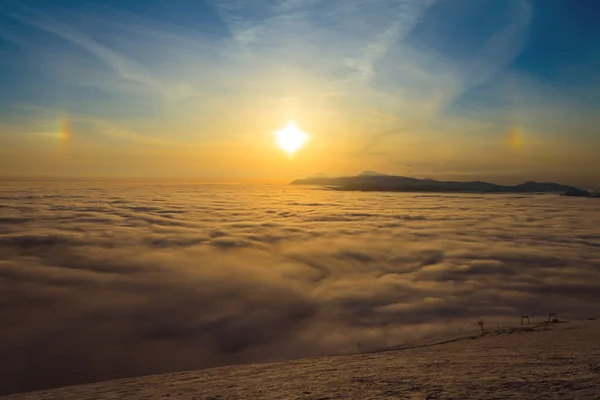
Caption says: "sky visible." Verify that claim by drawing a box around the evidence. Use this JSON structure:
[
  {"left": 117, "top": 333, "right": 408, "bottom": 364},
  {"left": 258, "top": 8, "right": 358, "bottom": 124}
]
[{"left": 0, "top": 0, "right": 599, "bottom": 185}]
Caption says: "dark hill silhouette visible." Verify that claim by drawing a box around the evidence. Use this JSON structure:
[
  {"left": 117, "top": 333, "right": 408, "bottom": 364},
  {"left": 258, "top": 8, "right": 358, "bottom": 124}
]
[
  {"left": 291, "top": 174, "right": 593, "bottom": 195},
  {"left": 358, "top": 170, "right": 388, "bottom": 177},
  {"left": 563, "top": 188, "right": 600, "bottom": 198}
]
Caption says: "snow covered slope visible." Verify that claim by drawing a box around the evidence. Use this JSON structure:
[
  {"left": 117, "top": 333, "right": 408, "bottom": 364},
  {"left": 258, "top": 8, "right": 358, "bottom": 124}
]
[{"left": 3, "top": 321, "right": 598, "bottom": 399}]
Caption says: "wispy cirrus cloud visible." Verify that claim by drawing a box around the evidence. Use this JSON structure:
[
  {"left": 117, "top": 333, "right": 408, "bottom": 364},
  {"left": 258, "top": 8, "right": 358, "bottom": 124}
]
[
  {"left": 0, "top": 0, "right": 599, "bottom": 182},
  {"left": 357, "top": 0, "right": 534, "bottom": 151},
  {"left": 5, "top": 8, "right": 195, "bottom": 100}
]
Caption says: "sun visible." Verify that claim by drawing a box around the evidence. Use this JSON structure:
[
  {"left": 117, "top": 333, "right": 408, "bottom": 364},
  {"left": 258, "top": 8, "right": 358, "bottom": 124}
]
[{"left": 274, "top": 121, "right": 309, "bottom": 155}]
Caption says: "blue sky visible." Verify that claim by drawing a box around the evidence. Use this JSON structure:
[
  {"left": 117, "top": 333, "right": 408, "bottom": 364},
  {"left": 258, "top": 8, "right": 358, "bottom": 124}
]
[{"left": 1, "top": 0, "right": 599, "bottom": 184}]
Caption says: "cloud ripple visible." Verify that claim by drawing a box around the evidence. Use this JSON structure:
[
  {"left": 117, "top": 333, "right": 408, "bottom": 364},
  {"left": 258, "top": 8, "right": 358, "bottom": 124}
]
[{"left": 0, "top": 182, "right": 599, "bottom": 394}]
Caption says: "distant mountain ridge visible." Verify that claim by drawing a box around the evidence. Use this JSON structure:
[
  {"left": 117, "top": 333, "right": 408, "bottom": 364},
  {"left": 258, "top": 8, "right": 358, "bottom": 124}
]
[
  {"left": 358, "top": 170, "right": 388, "bottom": 177},
  {"left": 291, "top": 173, "right": 597, "bottom": 195}
]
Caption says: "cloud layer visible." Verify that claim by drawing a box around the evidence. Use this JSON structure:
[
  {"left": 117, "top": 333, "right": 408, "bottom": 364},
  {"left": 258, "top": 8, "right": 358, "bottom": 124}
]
[{"left": 1, "top": 183, "right": 599, "bottom": 394}]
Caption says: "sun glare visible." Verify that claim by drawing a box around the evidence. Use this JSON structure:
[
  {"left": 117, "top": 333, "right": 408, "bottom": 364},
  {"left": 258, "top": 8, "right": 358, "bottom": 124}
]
[{"left": 274, "top": 121, "right": 309, "bottom": 155}]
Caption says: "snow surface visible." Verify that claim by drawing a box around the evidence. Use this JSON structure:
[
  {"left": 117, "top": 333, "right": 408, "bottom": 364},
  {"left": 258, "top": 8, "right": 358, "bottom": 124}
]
[{"left": 3, "top": 320, "right": 598, "bottom": 399}]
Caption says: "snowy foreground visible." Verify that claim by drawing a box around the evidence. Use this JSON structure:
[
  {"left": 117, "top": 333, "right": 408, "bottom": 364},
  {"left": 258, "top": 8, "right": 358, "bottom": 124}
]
[{"left": 3, "top": 321, "right": 599, "bottom": 400}]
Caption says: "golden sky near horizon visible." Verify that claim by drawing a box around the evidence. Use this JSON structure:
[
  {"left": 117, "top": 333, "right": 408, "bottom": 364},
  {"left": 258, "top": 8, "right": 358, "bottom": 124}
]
[{"left": 1, "top": 0, "right": 599, "bottom": 186}]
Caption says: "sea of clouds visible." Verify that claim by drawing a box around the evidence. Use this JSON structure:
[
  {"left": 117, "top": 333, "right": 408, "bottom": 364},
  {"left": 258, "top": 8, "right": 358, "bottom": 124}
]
[{"left": 1, "top": 182, "right": 599, "bottom": 394}]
